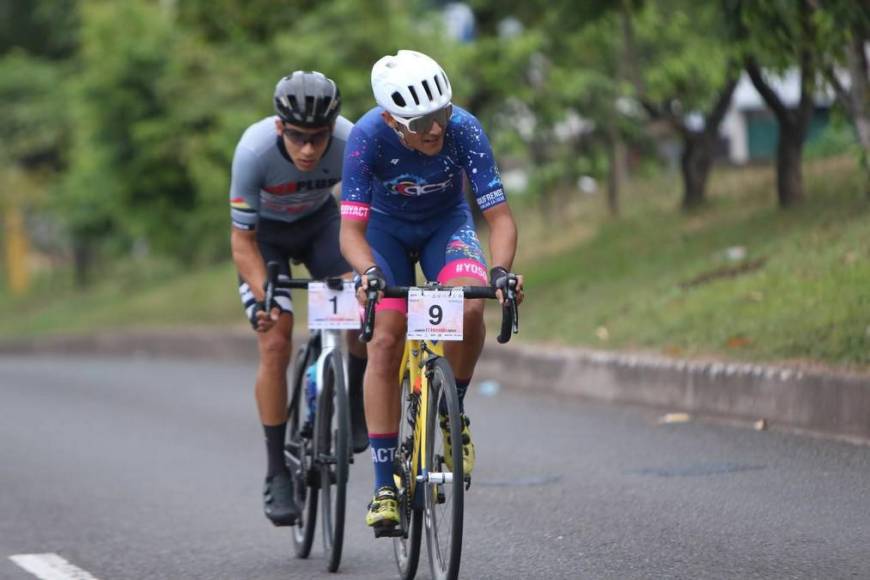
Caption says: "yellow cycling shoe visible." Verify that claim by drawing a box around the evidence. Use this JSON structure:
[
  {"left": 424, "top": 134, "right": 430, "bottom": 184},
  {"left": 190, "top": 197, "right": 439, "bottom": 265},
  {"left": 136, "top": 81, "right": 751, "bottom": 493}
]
[
  {"left": 440, "top": 413, "right": 475, "bottom": 476},
  {"left": 366, "top": 486, "right": 400, "bottom": 534}
]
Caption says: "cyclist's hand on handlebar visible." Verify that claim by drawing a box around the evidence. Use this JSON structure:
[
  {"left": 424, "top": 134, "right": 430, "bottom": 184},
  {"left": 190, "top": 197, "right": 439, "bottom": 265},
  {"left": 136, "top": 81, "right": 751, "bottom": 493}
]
[
  {"left": 354, "top": 265, "right": 386, "bottom": 305},
  {"left": 248, "top": 302, "right": 283, "bottom": 333},
  {"left": 490, "top": 267, "right": 525, "bottom": 305}
]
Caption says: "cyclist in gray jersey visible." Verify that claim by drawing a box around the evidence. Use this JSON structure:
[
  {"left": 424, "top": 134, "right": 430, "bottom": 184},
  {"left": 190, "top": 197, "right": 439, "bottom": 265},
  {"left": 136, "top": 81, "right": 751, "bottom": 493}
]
[{"left": 229, "top": 71, "right": 369, "bottom": 528}]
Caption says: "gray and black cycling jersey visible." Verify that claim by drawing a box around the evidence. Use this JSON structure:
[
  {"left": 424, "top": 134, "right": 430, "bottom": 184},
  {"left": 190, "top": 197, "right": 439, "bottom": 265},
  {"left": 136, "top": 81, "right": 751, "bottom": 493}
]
[{"left": 229, "top": 115, "right": 352, "bottom": 230}]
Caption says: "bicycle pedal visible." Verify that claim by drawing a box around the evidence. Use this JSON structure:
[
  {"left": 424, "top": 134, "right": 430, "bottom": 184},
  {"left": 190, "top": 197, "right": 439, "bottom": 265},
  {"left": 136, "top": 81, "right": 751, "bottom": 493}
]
[
  {"left": 465, "top": 475, "right": 472, "bottom": 491},
  {"left": 372, "top": 524, "right": 403, "bottom": 538},
  {"left": 437, "top": 490, "right": 446, "bottom": 504}
]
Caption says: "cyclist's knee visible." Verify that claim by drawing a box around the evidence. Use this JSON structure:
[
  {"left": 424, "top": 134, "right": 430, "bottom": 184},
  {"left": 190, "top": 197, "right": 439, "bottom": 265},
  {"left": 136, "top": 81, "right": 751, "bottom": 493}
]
[
  {"left": 463, "top": 298, "right": 484, "bottom": 321},
  {"left": 259, "top": 332, "right": 292, "bottom": 362},
  {"left": 368, "top": 314, "right": 405, "bottom": 365},
  {"left": 370, "top": 329, "right": 403, "bottom": 358}
]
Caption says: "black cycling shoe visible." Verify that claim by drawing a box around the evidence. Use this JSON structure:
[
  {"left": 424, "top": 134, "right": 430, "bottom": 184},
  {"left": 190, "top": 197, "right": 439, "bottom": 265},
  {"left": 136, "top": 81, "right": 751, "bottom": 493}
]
[
  {"left": 263, "top": 471, "right": 300, "bottom": 526},
  {"left": 349, "top": 380, "right": 369, "bottom": 454}
]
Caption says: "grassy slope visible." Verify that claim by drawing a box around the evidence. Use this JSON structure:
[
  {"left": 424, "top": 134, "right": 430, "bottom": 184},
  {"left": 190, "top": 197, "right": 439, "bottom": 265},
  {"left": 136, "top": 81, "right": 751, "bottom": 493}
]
[
  {"left": 516, "top": 155, "right": 869, "bottom": 367},
  {"left": 1, "top": 156, "right": 867, "bottom": 368}
]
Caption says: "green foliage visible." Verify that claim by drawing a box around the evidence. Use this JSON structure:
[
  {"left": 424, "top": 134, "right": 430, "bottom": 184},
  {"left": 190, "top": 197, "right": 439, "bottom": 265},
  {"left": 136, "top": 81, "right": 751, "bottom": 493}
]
[
  {"left": 0, "top": 52, "right": 69, "bottom": 170},
  {"left": 0, "top": 0, "right": 79, "bottom": 59},
  {"left": 632, "top": 1, "right": 737, "bottom": 112}
]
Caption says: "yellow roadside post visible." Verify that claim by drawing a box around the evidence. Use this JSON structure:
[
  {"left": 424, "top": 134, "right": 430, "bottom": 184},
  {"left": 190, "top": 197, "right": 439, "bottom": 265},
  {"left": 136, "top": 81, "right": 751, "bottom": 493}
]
[{"left": 4, "top": 204, "right": 30, "bottom": 296}]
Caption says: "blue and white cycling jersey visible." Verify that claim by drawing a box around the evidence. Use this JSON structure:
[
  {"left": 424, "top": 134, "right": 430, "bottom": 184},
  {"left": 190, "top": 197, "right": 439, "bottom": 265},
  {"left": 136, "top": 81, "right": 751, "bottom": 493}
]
[{"left": 340, "top": 105, "right": 506, "bottom": 223}]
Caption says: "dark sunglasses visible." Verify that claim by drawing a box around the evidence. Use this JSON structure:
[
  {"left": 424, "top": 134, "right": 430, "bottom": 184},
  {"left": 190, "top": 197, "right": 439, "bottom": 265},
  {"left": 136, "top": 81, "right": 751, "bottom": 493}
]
[
  {"left": 282, "top": 126, "right": 331, "bottom": 147},
  {"left": 393, "top": 103, "right": 453, "bottom": 134}
]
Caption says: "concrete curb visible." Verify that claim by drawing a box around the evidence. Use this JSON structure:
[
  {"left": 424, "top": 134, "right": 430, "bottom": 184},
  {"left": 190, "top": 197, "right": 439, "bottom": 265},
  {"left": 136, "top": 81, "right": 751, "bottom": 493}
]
[
  {"left": 474, "top": 343, "right": 870, "bottom": 443},
  {"left": 2, "top": 329, "right": 867, "bottom": 442}
]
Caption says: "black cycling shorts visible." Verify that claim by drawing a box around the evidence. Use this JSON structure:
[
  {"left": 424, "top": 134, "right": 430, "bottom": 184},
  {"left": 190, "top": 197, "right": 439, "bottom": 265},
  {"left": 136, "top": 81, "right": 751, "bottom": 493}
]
[{"left": 237, "top": 198, "right": 351, "bottom": 315}]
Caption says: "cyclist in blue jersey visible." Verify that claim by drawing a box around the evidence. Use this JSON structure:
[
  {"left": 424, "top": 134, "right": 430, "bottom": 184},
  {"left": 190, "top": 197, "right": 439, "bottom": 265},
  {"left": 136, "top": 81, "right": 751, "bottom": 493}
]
[
  {"left": 339, "top": 50, "right": 525, "bottom": 533},
  {"left": 229, "top": 71, "right": 369, "bottom": 527}
]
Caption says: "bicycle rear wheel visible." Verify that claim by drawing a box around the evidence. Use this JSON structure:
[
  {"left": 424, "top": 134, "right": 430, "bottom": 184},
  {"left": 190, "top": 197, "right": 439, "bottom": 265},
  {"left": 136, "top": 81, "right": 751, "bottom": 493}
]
[
  {"left": 424, "top": 358, "right": 464, "bottom": 580},
  {"left": 393, "top": 372, "right": 422, "bottom": 580},
  {"left": 286, "top": 344, "right": 318, "bottom": 558},
  {"left": 316, "top": 350, "right": 349, "bottom": 573}
]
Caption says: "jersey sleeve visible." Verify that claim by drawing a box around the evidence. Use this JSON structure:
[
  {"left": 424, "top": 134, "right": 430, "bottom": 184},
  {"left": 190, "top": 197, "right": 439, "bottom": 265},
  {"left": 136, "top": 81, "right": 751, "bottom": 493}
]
[
  {"left": 340, "top": 125, "right": 375, "bottom": 222},
  {"left": 456, "top": 114, "right": 507, "bottom": 212},
  {"left": 229, "top": 145, "right": 263, "bottom": 231}
]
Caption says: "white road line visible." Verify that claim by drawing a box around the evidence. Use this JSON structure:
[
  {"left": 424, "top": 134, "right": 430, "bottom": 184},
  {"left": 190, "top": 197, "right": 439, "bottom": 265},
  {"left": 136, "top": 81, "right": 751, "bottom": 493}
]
[{"left": 9, "top": 553, "right": 100, "bottom": 580}]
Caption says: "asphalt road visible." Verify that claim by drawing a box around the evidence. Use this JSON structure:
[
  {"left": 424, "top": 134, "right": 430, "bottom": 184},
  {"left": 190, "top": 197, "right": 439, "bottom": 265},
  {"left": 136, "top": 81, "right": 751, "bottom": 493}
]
[{"left": 1, "top": 356, "right": 868, "bottom": 579}]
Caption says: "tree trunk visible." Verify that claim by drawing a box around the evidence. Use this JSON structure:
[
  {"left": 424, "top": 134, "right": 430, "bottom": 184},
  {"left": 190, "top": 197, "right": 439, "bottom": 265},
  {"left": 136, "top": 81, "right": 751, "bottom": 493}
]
[
  {"left": 746, "top": 58, "right": 814, "bottom": 208},
  {"left": 825, "top": 32, "right": 870, "bottom": 196},
  {"left": 606, "top": 122, "right": 625, "bottom": 217},
  {"left": 776, "top": 122, "right": 806, "bottom": 207},
  {"left": 845, "top": 35, "right": 870, "bottom": 196},
  {"left": 72, "top": 237, "right": 94, "bottom": 289},
  {"left": 857, "top": 116, "right": 870, "bottom": 197},
  {"left": 680, "top": 133, "right": 715, "bottom": 210}
]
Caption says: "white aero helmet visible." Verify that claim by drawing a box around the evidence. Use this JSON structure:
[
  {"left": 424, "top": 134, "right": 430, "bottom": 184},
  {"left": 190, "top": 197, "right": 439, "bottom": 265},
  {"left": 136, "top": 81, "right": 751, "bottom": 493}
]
[{"left": 371, "top": 50, "right": 452, "bottom": 117}]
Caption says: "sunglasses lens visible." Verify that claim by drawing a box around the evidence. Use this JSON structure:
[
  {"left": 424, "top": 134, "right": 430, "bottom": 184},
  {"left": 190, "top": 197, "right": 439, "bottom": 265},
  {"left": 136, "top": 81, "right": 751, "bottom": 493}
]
[
  {"left": 403, "top": 104, "right": 453, "bottom": 134},
  {"left": 284, "top": 128, "right": 330, "bottom": 146},
  {"left": 309, "top": 131, "right": 329, "bottom": 145}
]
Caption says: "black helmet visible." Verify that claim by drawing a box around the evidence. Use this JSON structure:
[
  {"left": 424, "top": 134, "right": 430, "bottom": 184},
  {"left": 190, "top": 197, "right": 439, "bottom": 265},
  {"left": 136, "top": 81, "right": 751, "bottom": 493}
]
[{"left": 274, "top": 71, "right": 341, "bottom": 128}]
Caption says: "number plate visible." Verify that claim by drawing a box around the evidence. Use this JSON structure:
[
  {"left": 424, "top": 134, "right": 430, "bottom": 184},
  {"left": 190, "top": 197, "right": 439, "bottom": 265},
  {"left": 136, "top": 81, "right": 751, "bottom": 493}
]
[
  {"left": 308, "top": 281, "right": 360, "bottom": 329},
  {"left": 407, "top": 288, "right": 464, "bottom": 341}
]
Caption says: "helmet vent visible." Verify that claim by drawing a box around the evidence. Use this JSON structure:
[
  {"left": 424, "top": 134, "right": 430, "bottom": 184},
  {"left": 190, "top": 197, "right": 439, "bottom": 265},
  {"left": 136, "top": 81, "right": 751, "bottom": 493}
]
[
  {"left": 433, "top": 75, "right": 443, "bottom": 94},
  {"left": 391, "top": 91, "right": 407, "bottom": 107},
  {"left": 422, "top": 79, "right": 434, "bottom": 101},
  {"left": 408, "top": 85, "right": 420, "bottom": 106}
]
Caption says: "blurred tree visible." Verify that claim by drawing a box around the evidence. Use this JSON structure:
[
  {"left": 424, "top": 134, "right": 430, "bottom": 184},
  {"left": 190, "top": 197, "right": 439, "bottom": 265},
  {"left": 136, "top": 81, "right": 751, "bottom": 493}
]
[
  {"left": 62, "top": 0, "right": 196, "bottom": 282},
  {"left": 626, "top": 0, "right": 740, "bottom": 210},
  {"left": 734, "top": 0, "right": 823, "bottom": 207},
  {"left": 175, "top": 0, "right": 316, "bottom": 44},
  {"left": 814, "top": 0, "right": 869, "bottom": 194},
  {"left": 0, "top": 0, "right": 79, "bottom": 59},
  {"left": 0, "top": 54, "right": 69, "bottom": 171},
  {"left": 467, "top": 0, "right": 638, "bottom": 217}
]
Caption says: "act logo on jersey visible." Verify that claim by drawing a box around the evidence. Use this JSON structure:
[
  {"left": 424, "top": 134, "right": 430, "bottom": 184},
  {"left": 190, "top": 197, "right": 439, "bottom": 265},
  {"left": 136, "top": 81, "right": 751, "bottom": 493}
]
[{"left": 386, "top": 174, "right": 454, "bottom": 197}]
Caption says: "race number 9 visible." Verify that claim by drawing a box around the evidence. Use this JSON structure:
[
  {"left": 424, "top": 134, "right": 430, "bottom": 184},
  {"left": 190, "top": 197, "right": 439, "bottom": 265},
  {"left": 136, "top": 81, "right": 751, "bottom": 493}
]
[
  {"left": 429, "top": 304, "right": 443, "bottom": 325},
  {"left": 407, "top": 288, "right": 464, "bottom": 341}
]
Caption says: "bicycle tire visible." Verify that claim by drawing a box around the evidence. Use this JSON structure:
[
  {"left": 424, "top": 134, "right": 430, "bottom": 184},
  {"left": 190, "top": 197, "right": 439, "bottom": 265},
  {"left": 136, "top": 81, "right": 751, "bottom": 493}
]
[
  {"left": 393, "top": 372, "right": 423, "bottom": 580},
  {"left": 287, "top": 344, "right": 318, "bottom": 558},
  {"left": 316, "top": 350, "right": 349, "bottom": 573},
  {"left": 424, "top": 358, "right": 464, "bottom": 580}
]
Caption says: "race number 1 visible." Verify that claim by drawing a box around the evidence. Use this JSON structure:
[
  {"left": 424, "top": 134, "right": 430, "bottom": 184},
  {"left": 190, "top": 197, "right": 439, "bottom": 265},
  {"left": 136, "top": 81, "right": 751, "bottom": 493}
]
[
  {"left": 308, "top": 281, "right": 360, "bottom": 329},
  {"left": 407, "top": 288, "right": 464, "bottom": 341}
]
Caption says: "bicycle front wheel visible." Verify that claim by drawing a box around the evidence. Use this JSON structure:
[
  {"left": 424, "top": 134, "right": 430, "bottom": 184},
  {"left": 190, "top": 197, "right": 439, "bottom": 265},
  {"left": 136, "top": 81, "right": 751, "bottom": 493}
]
[
  {"left": 393, "top": 371, "right": 422, "bottom": 580},
  {"left": 424, "top": 358, "right": 464, "bottom": 580},
  {"left": 287, "top": 345, "right": 318, "bottom": 559},
  {"left": 315, "top": 350, "right": 349, "bottom": 573}
]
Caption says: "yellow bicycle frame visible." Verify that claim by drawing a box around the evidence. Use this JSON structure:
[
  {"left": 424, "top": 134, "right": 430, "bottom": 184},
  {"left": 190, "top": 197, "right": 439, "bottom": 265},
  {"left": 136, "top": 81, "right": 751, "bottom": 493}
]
[{"left": 395, "top": 337, "right": 445, "bottom": 499}]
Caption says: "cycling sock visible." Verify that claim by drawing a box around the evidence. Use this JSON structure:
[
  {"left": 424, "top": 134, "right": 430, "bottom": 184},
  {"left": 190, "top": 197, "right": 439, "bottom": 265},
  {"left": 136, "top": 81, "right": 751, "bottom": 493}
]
[
  {"left": 264, "top": 423, "right": 289, "bottom": 479},
  {"left": 439, "top": 378, "right": 471, "bottom": 415},
  {"left": 347, "top": 353, "right": 367, "bottom": 398},
  {"left": 369, "top": 432, "right": 398, "bottom": 491}
]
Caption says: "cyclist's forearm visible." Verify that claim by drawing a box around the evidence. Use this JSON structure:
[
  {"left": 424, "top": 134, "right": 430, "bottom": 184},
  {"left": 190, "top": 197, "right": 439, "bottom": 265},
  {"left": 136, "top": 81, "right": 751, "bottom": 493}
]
[
  {"left": 340, "top": 219, "right": 377, "bottom": 273},
  {"left": 484, "top": 205, "right": 518, "bottom": 270},
  {"left": 231, "top": 227, "right": 267, "bottom": 301}
]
